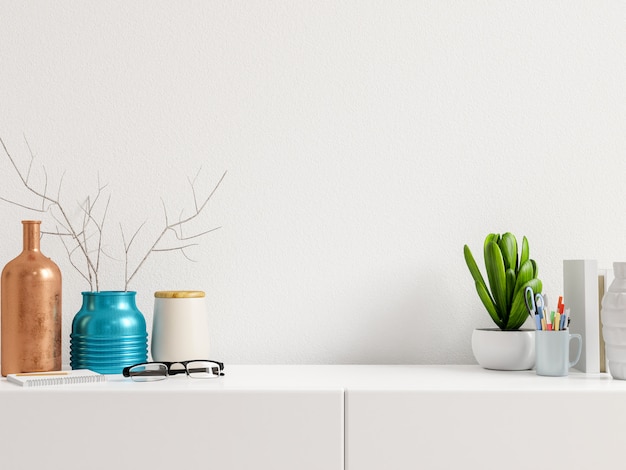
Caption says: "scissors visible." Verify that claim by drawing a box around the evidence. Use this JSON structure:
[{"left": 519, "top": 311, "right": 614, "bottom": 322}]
[
  {"left": 524, "top": 286, "right": 544, "bottom": 329},
  {"left": 534, "top": 292, "right": 544, "bottom": 317}
]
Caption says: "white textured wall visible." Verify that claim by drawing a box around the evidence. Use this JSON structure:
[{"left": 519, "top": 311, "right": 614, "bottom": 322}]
[{"left": 0, "top": 1, "right": 625, "bottom": 365}]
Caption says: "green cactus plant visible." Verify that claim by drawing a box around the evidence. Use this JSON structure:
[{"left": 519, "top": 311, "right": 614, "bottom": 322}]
[{"left": 464, "top": 233, "right": 542, "bottom": 330}]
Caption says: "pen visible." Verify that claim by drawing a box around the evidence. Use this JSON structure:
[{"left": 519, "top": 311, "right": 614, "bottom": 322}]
[
  {"left": 561, "top": 308, "right": 570, "bottom": 330},
  {"left": 535, "top": 296, "right": 544, "bottom": 330}
]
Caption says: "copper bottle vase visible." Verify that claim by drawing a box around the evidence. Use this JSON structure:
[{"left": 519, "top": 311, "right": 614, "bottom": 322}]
[{"left": 1, "top": 220, "right": 62, "bottom": 376}]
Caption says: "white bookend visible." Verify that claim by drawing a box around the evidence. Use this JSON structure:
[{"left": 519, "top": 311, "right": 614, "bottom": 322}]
[{"left": 563, "top": 260, "right": 599, "bottom": 373}]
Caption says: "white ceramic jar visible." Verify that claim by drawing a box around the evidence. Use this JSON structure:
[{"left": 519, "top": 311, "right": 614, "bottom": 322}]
[{"left": 151, "top": 291, "right": 210, "bottom": 362}]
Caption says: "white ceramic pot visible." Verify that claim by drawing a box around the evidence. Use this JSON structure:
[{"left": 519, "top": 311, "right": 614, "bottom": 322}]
[
  {"left": 151, "top": 291, "right": 211, "bottom": 362},
  {"left": 601, "top": 262, "right": 626, "bottom": 379},
  {"left": 471, "top": 328, "right": 535, "bottom": 371}
]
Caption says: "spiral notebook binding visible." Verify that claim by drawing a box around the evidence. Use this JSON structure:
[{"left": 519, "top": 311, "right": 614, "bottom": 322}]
[{"left": 7, "top": 370, "right": 106, "bottom": 387}]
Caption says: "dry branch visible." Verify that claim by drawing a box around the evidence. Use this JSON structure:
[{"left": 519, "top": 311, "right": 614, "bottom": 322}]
[{"left": 0, "top": 137, "right": 226, "bottom": 291}]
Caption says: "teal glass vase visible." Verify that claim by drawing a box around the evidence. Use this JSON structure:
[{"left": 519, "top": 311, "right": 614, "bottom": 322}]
[{"left": 70, "top": 291, "right": 148, "bottom": 374}]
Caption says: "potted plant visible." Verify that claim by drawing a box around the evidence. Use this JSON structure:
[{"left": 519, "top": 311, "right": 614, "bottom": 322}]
[{"left": 463, "top": 232, "right": 542, "bottom": 370}]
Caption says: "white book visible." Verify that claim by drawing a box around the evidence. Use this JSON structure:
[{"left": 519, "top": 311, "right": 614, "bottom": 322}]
[
  {"left": 6, "top": 369, "right": 106, "bottom": 387},
  {"left": 563, "top": 260, "right": 599, "bottom": 373},
  {"left": 598, "top": 267, "right": 615, "bottom": 374}
]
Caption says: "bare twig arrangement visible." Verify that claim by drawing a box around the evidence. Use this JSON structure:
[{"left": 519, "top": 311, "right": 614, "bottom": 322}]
[
  {"left": 120, "top": 168, "right": 226, "bottom": 291},
  {"left": 0, "top": 137, "right": 226, "bottom": 292}
]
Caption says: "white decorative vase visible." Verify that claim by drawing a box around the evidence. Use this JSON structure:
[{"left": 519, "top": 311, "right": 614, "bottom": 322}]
[
  {"left": 601, "top": 262, "right": 626, "bottom": 379},
  {"left": 471, "top": 328, "right": 535, "bottom": 371}
]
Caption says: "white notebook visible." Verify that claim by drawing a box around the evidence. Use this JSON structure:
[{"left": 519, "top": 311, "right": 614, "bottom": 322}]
[{"left": 6, "top": 369, "right": 106, "bottom": 387}]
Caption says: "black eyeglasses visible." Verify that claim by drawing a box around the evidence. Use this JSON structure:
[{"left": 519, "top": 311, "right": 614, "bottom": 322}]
[{"left": 122, "top": 360, "right": 225, "bottom": 382}]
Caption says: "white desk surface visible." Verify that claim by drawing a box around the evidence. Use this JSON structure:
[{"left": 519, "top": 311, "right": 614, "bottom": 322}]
[{"left": 1, "top": 364, "right": 625, "bottom": 392}]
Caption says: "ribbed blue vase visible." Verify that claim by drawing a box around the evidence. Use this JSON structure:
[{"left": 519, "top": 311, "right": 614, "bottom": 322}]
[{"left": 70, "top": 291, "right": 148, "bottom": 374}]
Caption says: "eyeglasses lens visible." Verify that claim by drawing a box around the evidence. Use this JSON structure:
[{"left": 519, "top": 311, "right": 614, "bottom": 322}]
[
  {"left": 186, "top": 361, "right": 222, "bottom": 378},
  {"left": 129, "top": 363, "right": 168, "bottom": 382}
]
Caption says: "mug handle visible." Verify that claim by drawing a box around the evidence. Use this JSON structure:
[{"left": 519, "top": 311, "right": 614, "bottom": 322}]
[{"left": 569, "top": 333, "right": 583, "bottom": 368}]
